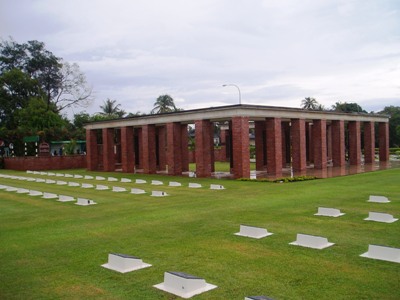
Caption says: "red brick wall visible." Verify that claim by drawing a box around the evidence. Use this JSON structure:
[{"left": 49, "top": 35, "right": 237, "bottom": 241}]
[{"left": 4, "top": 155, "right": 86, "bottom": 171}]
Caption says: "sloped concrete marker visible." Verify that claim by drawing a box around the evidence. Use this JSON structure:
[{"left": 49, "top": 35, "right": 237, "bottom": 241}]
[
  {"left": 56, "top": 173, "right": 65, "bottom": 177},
  {"left": 364, "top": 212, "right": 398, "bottom": 223},
  {"left": 17, "top": 188, "right": 30, "bottom": 194},
  {"left": 5, "top": 186, "right": 18, "bottom": 192},
  {"left": 314, "top": 207, "right": 345, "bottom": 217},
  {"left": 96, "top": 185, "right": 109, "bottom": 191},
  {"left": 26, "top": 170, "right": 34, "bottom": 174},
  {"left": 40, "top": 172, "right": 47, "bottom": 176},
  {"left": 33, "top": 171, "right": 40, "bottom": 175},
  {"left": 47, "top": 172, "right": 55, "bottom": 176},
  {"left": 360, "top": 244, "right": 400, "bottom": 263},
  {"left": 84, "top": 175, "right": 94, "bottom": 180},
  {"left": 108, "top": 177, "right": 118, "bottom": 182},
  {"left": 154, "top": 271, "right": 217, "bottom": 299},
  {"left": 68, "top": 182, "right": 80, "bottom": 187},
  {"left": 58, "top": 195, "right": 75, "bottom": 202},
  {"left": 74, "top": 174, "right": 83, "bottom": 179},
  {"left": 28, "top": 190, "right": 43, "bottom": 196},
  {"left": 101, "top": 253, "right": 152, "bottom": 273},
  {"left": 96, "top": 176, "right": 106, "bottom": 180},
  {"left": 235, "top": 225, "right": 273, "bottom": 239},
  {"left": 136, "top": 179, "right": 146, "bottom": 184},
  {"left": 42, "top": 192, "right": 58, "bottom": 199},
  {"left": 131, "top": 188, "right": 146, "bottom": 194},
  {"left": 169, "top": 181, "right": 182, "bottom": 187},
  {"left": 151, "top": 180, "right": 163, "bottom": 185},
  {"left": 121, "top": 178, "right": 131, "bottom": 183},
  {"left": 368, "top": 195, "right": 390, "bottom": 203},
  {"left": 64, "top": 174, "right": 73, "bottom": 178},
  {"left": 289, "top": 233, "right": 335, "bottom": 249},
  {"left": 245, "top": 296, "right": 274, "bottom": 300},
  {"left": 75, "top": 198, "right": 96, "bottom": 206},
  {"left": 0, "top": 184, "right": 8, "bottom": 189},
  {"left": 151, "top": 191, "right": 168, "bottom": 197},
  {"left": 56, "top": 180, "right": 68, "bottom": 185},
  {"left": 45, "top": 179, "right": 56, "bottom": 184},
  {"left": 36, "top": 178, "right": 46, "bottom": 183},
  {"left": 189, "top": 183, "right": 202, "bottom": 188},
  {"left": 81, "top": 183, "right": 94, "bottom": 189},
  {"left": 26, "top": 177, "right": 36, "bottom": 182},
  {"left": 112, "top": 186, "right": 127, "bottom": 192},
  {"left": 210, "top": 184, "right": 225, "bottom": 190}
]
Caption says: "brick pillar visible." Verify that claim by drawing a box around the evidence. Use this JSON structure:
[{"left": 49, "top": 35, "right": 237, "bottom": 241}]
[
  {"left": 195, "top": 119, "right": 213, "bottom": 177},
  {"left": 231, "top": 116, "right": 250, "bottom": 179},
  {"left": 166, "top": 122, "right": 183, "bottom": 175},
  {"left": 255, "top": 121, "right": 266, "bottom": 171},
  {"left": 331, "top": 120, "right": 346, "bottom": 167},
  {"left": 157, "top": 126, "right": 166, "bottom": 171},
  {"left": 291, "top": 119, "right": 307, "bottom": 174},
  {"left": 220, "top": 128, "right": 227, "bottom": 162},
  {"left": 266, "top": 118, "right": 282, "bottom": 177},
  {"left": 142, "top": 124, "right": 157, "bottom": 174},
  {"left": 86, "top": 129, "right": 98, "bottom": 171},
  {"left": 348, "top": 121, "right": 361, "bottom": 166},
  {"left": 379, "top": 122, "right": 389, "bottom": 161},
  {"left": 364, "top": 121, "right": 375, "bottom": 164},
  {"left": 121, "top": 126, "right": 135, "bottom": 173},
  {"left": 181, "top": 124, "right": 189, "bottom": 172},
  {"left": 102, "top": 128, "right": 115, "bottom": 172},
  {"left": 312, "top": 119, "right": 327, "bottom": 169}
]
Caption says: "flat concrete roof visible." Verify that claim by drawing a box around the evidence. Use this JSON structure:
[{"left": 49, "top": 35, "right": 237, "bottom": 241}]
[{"left": 84, "top": 104, "right": 389, "bottom": 130}]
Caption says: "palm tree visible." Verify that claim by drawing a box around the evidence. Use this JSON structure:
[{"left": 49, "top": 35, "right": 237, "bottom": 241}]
[
  {"left": 301, "top": 97, "right": 319, "bottom": 110},
  {"left": 151, "top": 94, "right": 177, "bottom": 114},
  {"left": 99, "top": 98, "right": 125, "bottom": 118}
]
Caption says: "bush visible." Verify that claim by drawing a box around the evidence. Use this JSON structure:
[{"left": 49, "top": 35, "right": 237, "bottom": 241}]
[{"left": 273, "top": 176, "right": 317, "bottom": 183}]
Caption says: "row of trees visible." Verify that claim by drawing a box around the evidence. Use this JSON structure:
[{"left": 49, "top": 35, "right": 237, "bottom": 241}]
[{"left": 301, "top": 97, "right": 400, "bottom": 147}]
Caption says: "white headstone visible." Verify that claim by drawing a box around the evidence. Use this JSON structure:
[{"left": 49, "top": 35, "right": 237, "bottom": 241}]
[
  {"left": 64, "top": 174, "right": 74, "bottom": 178},
  {"left": 112, "top": 186, "right": 127, "bottom": 192},
  {"left": 245, "top": 297, "right": 274, "bottom": 300},
  {"left": 56, "top": 180, "right": 68, "bottom": 185},
  {"left": 75, "top": 198, "right": 96, "bottom": 206},
  {"left": 169, "top": 181, "right": 182, "bottom": 187},
  {"left": 28, "top": 190, "right": 43, "bottom": 196},
  {"left": 189, "top": 183, "right": 202, "bottom": 188},
  {"left": 45, "top": 179, "right": 56, "bottom": 184},
  {"left": 121, "top": 178, "right": 131, "bottom": 183},
  {"left": 43, "top": 192, "right": 58, "bottom": 199},
  {"left": 84, "top": 175, "right": 94, "bottom": 180},
  {"left": 26, "top": 177, "right": 36, "bottom": 182},
  {"left": 289, "top": 233, "right": 334, "bottom": 249},
  {"left": 368, "top": 195, "right": 390, "bottom": 203},
  {"left": 131, "top": 188, "right": 146, "bottom": 194},
  {"left": 101, "top": 253, "right": 152, "bottom": 273},
  {"left": 16, "top": 188, "right": 30, "bottom": 194},
  {"left": 40, "top": 172, "right": 47, "bottom": 176},
  {"left": 235, "top": 225, "right": 273, "bottom": 239},
  {"left": 154, "top": 271, "right": 217, "bottom": 299},
  {"left": 58, "top": 195, "right": 75, "bottom": 202},
  {"left": 210, "top": 184, "right": 225, "bottom": 190},
  {"left": 360, "top": 244, "right": 400, "bottom": 263},
  {"left": 56, "top": 173, "right": 65, "bottom": 177},
  {"left": 47, "top": 172, "right": 55, "bottom": 176},
  {"left": 96, "top": 185, "right": 109, "bottom": 190},
  {"left": 96, "top": 176, "right": 106, "bottom": 180},
  {"left": 108, "top": 177, "right": 118, "bottom": 182},
  {"left": 0, "top": 184, "right": 8, "bottom": 189},
  {"left": 151, "top": 191, "right": 168, "bottom": 197},
  {"left": 74, "top": 174, "right": 83, "bottom": 179},
  {"left": 27, "top": 170, "right": 34, "bottom": 174},
  {"left": 364, "top": 212, "right": 398, "bottom": 223},
  {"left": 5, "top": 186, "right": 18, "bottom": 192},
  {"left": 33, "top": 171, "right": 40, "bottom": 175},
  {"left": 151, "top": 180, "right": 163, "bottom": 185},
  {"left": 314, "top": 207, "right": 345, "bottom": 217},
  {"left": 81, "top": 183, "right": 94, "bottom": 189},
  {"left": 36, "top": 178, "right": 46, "bottom": 183},
  {"left": 135, "top": 179, "right": 146, "bottom": 184},
  {"left": 68, "top": 182, "right": 80, "bottom": 187}
]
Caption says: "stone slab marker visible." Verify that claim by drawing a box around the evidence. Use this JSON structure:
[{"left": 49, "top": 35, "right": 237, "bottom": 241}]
[
  {"left": 314, "top": 207, "right": 345, "bottom": 217},
  {"left": 364, "top": 212, "right": 398, "bottom": 223},
  {"left": 151, "top": 191, "right": 168, "bottom": 197},
  {"left": 131, "top": 188, "right": 146, "bottom": 194},
  {"left": 235, "top": 225, "right": 273, "bottom": 239},
  {"left": 154, "top": 271, "right": 217, "bottom": 299},
  {"left": 360, "top": 245, "right": 400, "bottom": 263},
  {"left": 75, "top": 198, "right": 96, "bottom": 206},
  {"left": 368, "top": 195, "right": 390, "bottom": 203},
  {"left": 289, "top": 233, "right": 334, "bottom": 249},
  {"left": 210, "top": 184, "right": 225, "bottom": 190},
  {"left": 245, "top": 296, "right": 274, "bottom": 300},
  {"left": 101, "top": 253, "right": 151, "bottom": 273}
]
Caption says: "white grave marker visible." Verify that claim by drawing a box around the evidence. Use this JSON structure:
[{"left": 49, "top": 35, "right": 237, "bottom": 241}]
[
  {"left": 5, "top": 186, "right": 18, "bottom": 192},
  {"left": 131, "top": 188, "right": 146, "bottom": 194},
  {"left": 360, "top": 244, "right": 400, "bottom": 263},
  {"left": 289, "top": 233, "right": 334, "bottom": 249},
  {"left": 364, "top": 212, "right": 398, "bottom": 223},
  {"left": 101, "top": 253, "right": 152, "bottom": 273},
  {"left": 151, "top": 180, "right": 163, "bottom": 185},
  {"left": 0, "top": 184, "right": 8, "bottom": 189},
  {"left": 40, "top": 172, "right": 47, "bottom": 176},
  {"left": 56, "top": 181, "right": 67, "bottom": 185},
  {"left": 189, "top": 183, "right": 202, "bottom": 188},
  {"left": 210, "top": 184, "right": 225, "bottom": 190},
  {"left": 43, "top": 192, "right": 58, "bottom": 199},
  {"left": 36, "top": 178, "right": 45, "bottom": 183},
  {"left": 235, "top": 225, "right": 273, "bottom": 239},
  {"left": 135, "top": 179, "right": 146, "bottom": 184},
  {"left": 47, "top": 172, "right": 55, "bottom": 176},
  {"left": 28, "top": 190, "right": 43, "bottom": 196},
  {"left": 314, "top": 207, "right": 345, "bottom": 217},
  {"left": 45, "top": 179, "right": 56, "bottom": 184},
  {"left": 56, "top": 173, "right": 65, "bottom": 177},
  {"left": 154, "top": 271, "right": 217, "bottom": 299},
  {"left": 16, "top": 188, "right": 30, "bottom": 194},
  {"left": 75, "top": 198, "right": 96, "bottom": 206},
  {"left": 74, "top": 174, "right": 83, "bottom": 179},
  {"left": 81, "top": 183, "right": 94, "bottom": 189},
  {"left": 108, "top": 177, "right": 118, "bottom": 182},
  {"left": 84, "top": 175, "right": 94, "bottom": 180},
  {"left": 68, "top": 182, "right": 80, "bottom": 187},
  {"left": 245, "top": 297, "right": 274, "bottom": 300},
  {"left": 169, "top": 181, "right": 182, "bottom": 187},
  {"left": 64, "top": 174, "right": 73, "bottom": 178},
  {"left": 368, "top": 195, "right": 390, "bottom": 203},
  {"left": 96, "top": 176, "right": 106, "bottom": 180},
  {"left": 151, "top": 191, "right": 168, "bottom": 197},
  {"left": 58, "top": 195, "right": 75, "bottom": 202},
  {"left": 121, "top": 178, "right": 131, "bottom": 183},
  {"left": 96, "top": 185, "right": 109, "bottom": 190},
  {"left": 112, "top": 186, "right": 127, "bottom": 192}
]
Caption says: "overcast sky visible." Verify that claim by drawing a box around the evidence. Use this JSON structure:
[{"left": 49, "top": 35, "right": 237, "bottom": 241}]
[{"left": 1, "top": 0, "right": 399, "bottom": 117}]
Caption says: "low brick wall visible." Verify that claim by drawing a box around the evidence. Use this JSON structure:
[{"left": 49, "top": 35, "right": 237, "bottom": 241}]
[{"left": 4, "top": 155, "right": 87, "bottom": 171}]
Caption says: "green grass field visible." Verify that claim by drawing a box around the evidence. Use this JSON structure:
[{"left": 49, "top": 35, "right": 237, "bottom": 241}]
[{"left": 0, "top": 168, "right": 399, "bottom": 299}]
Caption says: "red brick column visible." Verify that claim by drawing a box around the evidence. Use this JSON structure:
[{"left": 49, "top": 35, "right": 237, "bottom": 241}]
[
  {"left": 364, "top": 121, "right": 375, "bottom": 164},
  {"left": 379, "top": 122, "right": 389, "bottom": 161},
  {"left": 312, "top": 119, "right": 327, "bottom": 169},
  {"left": 195, "top": 119, "right": 213, "bottom": 177},
  {"left": 181, "top": 124, "right": 189, "bottom": 172},
  {"left": 266, "top": 118, "right": 282, "bottom": 177},
  {"left": 102, "top": 128, "right": 115, "bottom": 171},
  {"left": 121, "top": 126, "right": 135, "bottom": 173},
  {"left": 331, "top": 120, "right": 345, "bottom": 167},
  {"left": 255, "top": 121, "right": 266, "bottom": 170},
  {"left": 142, "top": 124, "right": 157, "bottom": 174},
  {"left": 219, "top": 128, "right": 227, "bottom": 162},
  {"left": 157, "top": 126, "right": 166, "bottom": 171},
  {"left": 348, "top": 121, "right": 361, "bottom": 166},
  {"left": 166, "top": 122, "right": 183, "bottom": 175},
  {"left": 231, "top": 116, "right": 250, "bottom": 179},
  {"left": 86, "top": 129, "right": 98, "bottom": 171},
  {"left": 291, "top": 119, "right": 307, "bottom": 174}
]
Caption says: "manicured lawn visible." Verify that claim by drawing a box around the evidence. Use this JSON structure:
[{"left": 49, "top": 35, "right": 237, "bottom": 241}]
[{"left": 0, "top": 168, "right": 399, "bottom": 299}]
